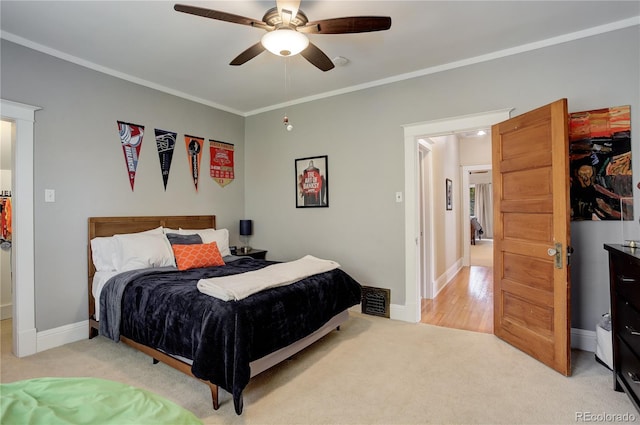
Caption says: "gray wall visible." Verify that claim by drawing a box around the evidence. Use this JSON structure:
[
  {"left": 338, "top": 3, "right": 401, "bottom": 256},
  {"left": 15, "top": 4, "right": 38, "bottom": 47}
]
[
  {"left": 1, "top": 25, "right": 638, "bottom": 334},
  {"left": 245, "top": 26, "right": 640, "bottom": 331},
  {"left": 1, "top": 40, "right": 246, "bottom": 331}
]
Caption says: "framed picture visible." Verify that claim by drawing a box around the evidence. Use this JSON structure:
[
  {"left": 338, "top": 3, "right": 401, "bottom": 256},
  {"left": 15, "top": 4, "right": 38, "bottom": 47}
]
[
  {"left": 295, "top": 155, "right": 328, "bottom": 208},
  {"left": 446, "top": 178, "right": 453, "bottom": 210}
]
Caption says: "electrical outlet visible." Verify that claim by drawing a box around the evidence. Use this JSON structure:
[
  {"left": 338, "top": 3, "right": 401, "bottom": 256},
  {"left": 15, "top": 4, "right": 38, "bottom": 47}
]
[
  {"left": 45, "top": 189, "right": 55, "bottom": 203},
  {"left": 395, "top": 192, "right": 403, "bottom": 203}
]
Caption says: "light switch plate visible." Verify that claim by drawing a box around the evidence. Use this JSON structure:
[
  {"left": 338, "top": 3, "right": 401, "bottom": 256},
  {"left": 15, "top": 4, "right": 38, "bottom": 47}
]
[{"left": 45, "top": 189, "right": 55, "bottom": 203}]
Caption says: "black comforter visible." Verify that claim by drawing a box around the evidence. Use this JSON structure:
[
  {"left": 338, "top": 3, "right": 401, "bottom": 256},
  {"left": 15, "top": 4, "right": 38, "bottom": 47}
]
[{"left": 100, "top": 257, "right": 362, "bottom": 414}]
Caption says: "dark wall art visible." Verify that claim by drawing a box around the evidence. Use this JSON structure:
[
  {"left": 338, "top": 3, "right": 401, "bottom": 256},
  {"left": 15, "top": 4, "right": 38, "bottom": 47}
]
[
  {"left": 569, "top": 105, "right": 632, "bottom": 221},
  {"left": 446, "top": 178, "right": 453, "bottom": 211}
]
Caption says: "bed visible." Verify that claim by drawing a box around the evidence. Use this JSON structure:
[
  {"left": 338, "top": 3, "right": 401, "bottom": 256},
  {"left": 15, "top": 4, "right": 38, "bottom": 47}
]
[{"left": 87, "top": 215, "right": 362, "bottom": 415}]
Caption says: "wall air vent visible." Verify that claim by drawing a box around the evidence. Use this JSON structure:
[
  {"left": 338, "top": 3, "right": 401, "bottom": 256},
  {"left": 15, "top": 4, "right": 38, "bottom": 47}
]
[{"left": 361, "top": 286, "right": 390, "bottom": 318}]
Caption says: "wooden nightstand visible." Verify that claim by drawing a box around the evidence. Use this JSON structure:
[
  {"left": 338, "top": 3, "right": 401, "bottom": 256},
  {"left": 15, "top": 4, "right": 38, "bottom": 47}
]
[{"left": 235, "top": 249, "right": 267, "bottom": 260}]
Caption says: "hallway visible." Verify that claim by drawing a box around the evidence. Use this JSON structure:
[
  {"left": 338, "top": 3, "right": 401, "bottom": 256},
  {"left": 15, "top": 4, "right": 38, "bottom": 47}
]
[{"left": 420, "top": 256, "right": 493, "bottom": 334}]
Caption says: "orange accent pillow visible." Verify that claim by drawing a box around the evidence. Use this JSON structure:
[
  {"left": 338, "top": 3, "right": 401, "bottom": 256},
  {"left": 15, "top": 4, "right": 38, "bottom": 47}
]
[{"left": 172, "top": 242, "right": 225, "bottom": 271}]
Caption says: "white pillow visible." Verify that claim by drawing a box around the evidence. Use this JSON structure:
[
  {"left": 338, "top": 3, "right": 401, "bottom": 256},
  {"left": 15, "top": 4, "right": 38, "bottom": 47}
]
[
  {"left": 143, "top": 226, "right": 164, "bottom": 235},
  {"left": 113, "top": 233, "right": 175, "bottom": 272},
  {"left": 89, "top": 226, "right": 164, "bottom": 272},
  {"left": 90, "top": 237, "right": 119, "bottom": 272},
  {"left": 179, "top": 228, "right": 231, "bottom": 257}
]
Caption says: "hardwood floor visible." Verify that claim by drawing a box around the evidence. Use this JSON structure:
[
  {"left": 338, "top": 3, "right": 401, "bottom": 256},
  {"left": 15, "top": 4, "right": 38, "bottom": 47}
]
[{"left": 421, "top": 265, "right": 493, "bottom": 334}]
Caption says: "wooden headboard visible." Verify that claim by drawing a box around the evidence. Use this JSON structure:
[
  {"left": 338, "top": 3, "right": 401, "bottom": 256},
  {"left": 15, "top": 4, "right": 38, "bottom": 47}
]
[{"left": 87, "top": 215, "right": 216, "bottom": 333}]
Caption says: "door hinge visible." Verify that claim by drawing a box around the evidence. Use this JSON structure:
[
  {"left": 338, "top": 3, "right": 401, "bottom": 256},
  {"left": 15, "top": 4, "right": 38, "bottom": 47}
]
[{"left": 566, "top": 245, "right": 574, "bottom": 267}]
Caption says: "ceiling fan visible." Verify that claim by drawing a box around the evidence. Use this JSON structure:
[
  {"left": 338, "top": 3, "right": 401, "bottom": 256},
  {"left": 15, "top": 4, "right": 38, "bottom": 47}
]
[{"left": 174, "top": 0, "right": 392, "bottom": 71}]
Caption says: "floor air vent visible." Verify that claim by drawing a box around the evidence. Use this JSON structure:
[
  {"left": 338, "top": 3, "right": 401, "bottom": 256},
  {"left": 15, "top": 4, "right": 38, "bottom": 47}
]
[{"left": 361, "top": 286, "right": 390, "bottom": 318}]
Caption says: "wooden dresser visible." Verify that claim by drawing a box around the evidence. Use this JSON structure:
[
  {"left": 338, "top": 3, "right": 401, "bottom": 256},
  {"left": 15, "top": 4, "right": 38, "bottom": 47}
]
[{"left": 604, "top": 243, "right": 640, "bottom": 412}]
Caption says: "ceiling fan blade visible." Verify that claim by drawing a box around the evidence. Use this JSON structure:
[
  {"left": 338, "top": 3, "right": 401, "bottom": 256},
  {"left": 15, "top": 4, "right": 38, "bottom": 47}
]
[
  {"left": 299, "top": 16, "right": 391, "bottom": 34},
  {"left": 300, "top": 42, "right": 335, "bottom": 72},
  {"left": 174, "top": 4, "right": 271, "bottom": 30},
  {"left": 230, "top": 42, "right": 266, "bottom": 66}
]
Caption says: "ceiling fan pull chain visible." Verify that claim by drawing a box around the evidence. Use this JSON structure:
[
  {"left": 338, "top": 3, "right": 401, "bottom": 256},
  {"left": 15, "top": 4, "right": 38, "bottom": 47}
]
[{"left": 283, "top": 58, "right": 294, "bottom": 131}]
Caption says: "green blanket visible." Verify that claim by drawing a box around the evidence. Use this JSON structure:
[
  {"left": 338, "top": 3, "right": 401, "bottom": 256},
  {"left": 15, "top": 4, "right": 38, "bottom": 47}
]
[{"left": 0, "top": 377, "right": 202, "bottom": 425}]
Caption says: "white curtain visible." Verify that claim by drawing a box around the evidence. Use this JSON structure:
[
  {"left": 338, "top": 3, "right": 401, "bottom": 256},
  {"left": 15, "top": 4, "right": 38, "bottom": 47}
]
[{"left": 475, "top": 183, "right": 493, "bottom": 238}]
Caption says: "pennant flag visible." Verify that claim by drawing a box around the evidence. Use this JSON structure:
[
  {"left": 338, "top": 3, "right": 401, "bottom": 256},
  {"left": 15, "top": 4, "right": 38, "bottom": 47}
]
[
  {"left": 117, "top": 121, "right": 145, "bottom": 191},
  {"left": 154, "top": 129, "right": 177, "bottom": 191},
  {"left": 210, "top": 140, "right": 235, "bottom": 187},
  {"left": 184, "top": 135, "right": 203, "bottom": 191}
]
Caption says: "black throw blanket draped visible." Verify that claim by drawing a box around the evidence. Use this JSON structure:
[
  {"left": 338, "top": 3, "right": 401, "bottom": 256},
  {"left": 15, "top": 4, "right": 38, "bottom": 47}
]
[{"left": 99, "top": 257, "right": 362, "bottom": 414}]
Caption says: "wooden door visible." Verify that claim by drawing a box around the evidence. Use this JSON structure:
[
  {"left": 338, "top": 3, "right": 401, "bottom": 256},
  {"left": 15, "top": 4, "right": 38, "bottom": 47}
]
[{"left": 492, "top": 99, "right": 571, "bottom": 376}]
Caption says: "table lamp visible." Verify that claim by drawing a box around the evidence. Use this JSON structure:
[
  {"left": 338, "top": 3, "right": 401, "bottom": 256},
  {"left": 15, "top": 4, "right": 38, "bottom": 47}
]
[{"left": 239, "top": 219, "right": 253, "bottom": 254}]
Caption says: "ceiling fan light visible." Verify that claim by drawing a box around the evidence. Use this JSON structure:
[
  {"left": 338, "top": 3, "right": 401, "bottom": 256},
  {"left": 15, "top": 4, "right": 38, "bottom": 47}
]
[{"left": 261, "top": 29, "right": 309, "bottom": 57}]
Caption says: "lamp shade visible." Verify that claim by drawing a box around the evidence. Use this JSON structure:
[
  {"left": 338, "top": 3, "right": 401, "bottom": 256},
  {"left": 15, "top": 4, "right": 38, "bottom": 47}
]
[
  {"left": 239, "top": 220, "right": 253, "bottom": 236},
  {"left": 261, "top": 28, "right": 309, "bottom": 57}
]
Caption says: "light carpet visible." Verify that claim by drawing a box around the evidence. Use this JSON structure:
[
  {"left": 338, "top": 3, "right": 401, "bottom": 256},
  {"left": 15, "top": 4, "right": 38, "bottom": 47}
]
[{"left": 1, "top": 315, "right": 635, "bottom": 424}]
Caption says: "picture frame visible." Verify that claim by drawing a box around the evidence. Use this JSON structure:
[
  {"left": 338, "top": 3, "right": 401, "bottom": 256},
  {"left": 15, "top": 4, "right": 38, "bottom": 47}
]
[
  {"left": 295, "top": 155, "right": 329, "bottom": 208},
  {"left": 446, "top": 178, "right": 453, "bottom": 210}
]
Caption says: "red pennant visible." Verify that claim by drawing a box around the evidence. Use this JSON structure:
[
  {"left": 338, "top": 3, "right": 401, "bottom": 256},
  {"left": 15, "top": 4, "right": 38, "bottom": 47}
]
[
  {"left": 210, "top": 140, "right": 235, "bottom": 187},
  {"left": 117, "top": 121, "right": 144, "bottom": 191}
]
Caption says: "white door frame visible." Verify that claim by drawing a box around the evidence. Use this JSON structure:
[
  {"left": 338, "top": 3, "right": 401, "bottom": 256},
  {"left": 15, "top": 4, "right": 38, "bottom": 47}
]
[
  {"left": 1, "top": 99, "right": 40, "bottom": 357},
  {"left": 401, "top": 109, "right": 511, "bottom": 323},
  {"left": 462, "top": 164, "right": 492, "bottom": 266},
  {"left": 418, "top": 142, "right": 434, "bottom": 299}
]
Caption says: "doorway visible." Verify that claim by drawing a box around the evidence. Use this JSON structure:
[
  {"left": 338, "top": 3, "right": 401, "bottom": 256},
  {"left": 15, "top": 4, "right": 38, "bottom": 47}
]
[
  {"left": 1, "top": 99, "right": 39, "bottom": 357},
  {"left": 463, "top": 164, "right": 493, "bottom": 267},
  {"left": 0, "top": 121, "right": 13, "bottom": 320},
  {"left": 423, "top": 149, "right": 494, "bottom": 333},
  {"left": 401, "top": 108, "right": 512, "bottom": 323}
]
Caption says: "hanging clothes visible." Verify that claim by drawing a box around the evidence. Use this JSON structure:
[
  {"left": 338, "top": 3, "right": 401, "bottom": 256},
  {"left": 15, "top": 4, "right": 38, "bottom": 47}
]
[{"left": 1, "top": 197, "right": 11, "bottom": 240}]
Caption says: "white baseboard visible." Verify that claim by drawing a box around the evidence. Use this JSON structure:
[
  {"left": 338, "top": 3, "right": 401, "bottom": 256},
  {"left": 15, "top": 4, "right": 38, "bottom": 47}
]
[
  {"left": 390, "top": 303, "right": 415, "bottom": 322},
  {"left": 15, "top": 327, "right": 37, "bottom": 357},
  {"left": 571, "top": 327, "right": 596, "bottom": 352},
  {"left": 37, "top": 320, "right": 88, "bottom": 353},
  {"left": 432, "top": 259, "right": 463, "bottom": 299},
  {"left": 351, "top": 301, "right": 415, "bottom": 322},
  {"left": 30, "top": 318, "right": 597, "bottom": 355},
  {"left": 0, "top": 303, "right": 11, "bottom": 320}
]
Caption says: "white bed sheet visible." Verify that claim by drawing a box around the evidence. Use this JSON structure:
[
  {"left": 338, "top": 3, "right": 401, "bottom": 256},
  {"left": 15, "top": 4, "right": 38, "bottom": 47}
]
[
  {"left": 91, "top": 257, "right": 240, "bottom": 320},
  {"left": 92, "top": 271, "right": 119, "bottom": 319}
]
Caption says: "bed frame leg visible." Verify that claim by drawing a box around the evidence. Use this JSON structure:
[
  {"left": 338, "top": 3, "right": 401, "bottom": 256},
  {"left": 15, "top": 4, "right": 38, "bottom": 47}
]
[
  {"left": 336, "top": 325, "right": 341, "bottom": 331},
  {"left": 206, "top": 382, "right": 219, "bottom": 410},
  {"left": 152, "top": 358, "right": 159, "bottom": 364},
  {"left": 89, "top": 319, "right": 99, "bottom": 339}
]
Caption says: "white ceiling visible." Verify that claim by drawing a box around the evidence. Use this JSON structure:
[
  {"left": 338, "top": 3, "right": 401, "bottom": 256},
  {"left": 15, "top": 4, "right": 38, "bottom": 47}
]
[{"left": 1, "top": 1, "right": 639, "bottom": 116}]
